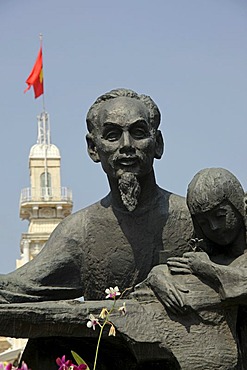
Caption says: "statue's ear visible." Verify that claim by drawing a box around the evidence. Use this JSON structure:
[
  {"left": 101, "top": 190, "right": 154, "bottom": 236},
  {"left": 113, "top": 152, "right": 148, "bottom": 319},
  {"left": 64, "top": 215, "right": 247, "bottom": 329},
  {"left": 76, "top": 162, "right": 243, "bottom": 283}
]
[
  {"left": 86, "top": 134, "right": 100, "bottom": 163},
  {"left": 154, "top": 130, "right": 164, "bottom": 159}
]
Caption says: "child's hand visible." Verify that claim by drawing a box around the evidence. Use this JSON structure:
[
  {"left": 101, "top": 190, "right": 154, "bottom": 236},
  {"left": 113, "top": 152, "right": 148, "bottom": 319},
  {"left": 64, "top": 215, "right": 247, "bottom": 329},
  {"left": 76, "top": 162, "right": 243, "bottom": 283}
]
[{"left": 167, "top": 252, "right": 210, "bottom": 275}]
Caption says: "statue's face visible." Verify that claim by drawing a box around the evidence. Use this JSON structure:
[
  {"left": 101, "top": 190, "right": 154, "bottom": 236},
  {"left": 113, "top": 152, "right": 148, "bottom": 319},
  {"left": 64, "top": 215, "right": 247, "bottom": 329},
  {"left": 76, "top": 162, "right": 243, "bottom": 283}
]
[
  {"left": 92, "top": 97, "right": 160, "bottom": 179},
  {"left": 195, "top": 201, "right": 242, "bottom": 246}
]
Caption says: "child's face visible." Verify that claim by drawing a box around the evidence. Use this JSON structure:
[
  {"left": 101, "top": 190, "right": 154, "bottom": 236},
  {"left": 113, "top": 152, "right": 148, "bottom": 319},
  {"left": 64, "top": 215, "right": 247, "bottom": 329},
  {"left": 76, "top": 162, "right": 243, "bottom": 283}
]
[{"left": 195, "top": 200, "right": 242, "bottom": 246}]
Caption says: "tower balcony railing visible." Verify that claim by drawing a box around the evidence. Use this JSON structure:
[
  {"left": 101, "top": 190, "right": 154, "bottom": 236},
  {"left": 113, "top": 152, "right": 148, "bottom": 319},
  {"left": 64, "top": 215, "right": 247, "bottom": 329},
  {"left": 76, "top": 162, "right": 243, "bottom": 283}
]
[{"left": 20, "top": 187, "right": 73, "bottom": 204}]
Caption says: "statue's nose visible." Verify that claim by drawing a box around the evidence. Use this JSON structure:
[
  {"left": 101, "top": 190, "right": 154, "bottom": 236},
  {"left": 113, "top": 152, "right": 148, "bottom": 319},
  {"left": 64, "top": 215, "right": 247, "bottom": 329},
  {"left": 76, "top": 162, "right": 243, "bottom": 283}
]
[
  {"left": 119, "top": 132, "right": 135, "bottom": 154},
  {"left": 208, "top": 218, "right": 220, "bottom": 231}
]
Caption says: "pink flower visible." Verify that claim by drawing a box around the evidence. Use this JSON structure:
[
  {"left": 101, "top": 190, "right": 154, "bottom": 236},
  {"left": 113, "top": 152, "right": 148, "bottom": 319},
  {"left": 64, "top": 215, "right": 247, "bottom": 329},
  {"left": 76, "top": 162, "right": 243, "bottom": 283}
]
[
  {"left": 105, "top": 286, "right": 121, "bottom": 299},
  {"left": 0, "top": 362, "right": 31, "bottom": 370},
  {"left": 21, "top": 363, "right": 30, "bottom": 370},
  {"left": 4, "top": 364, "right": 12, "bottom": 370},
  {"left": 56, "top": 355, "right": 72, "bottom": 370},
  {"left": 16, "top": 362, "right": 31, "bottom": 370},
  {"left": 73, "top": 365, "right": 87, "bottom": 370}
]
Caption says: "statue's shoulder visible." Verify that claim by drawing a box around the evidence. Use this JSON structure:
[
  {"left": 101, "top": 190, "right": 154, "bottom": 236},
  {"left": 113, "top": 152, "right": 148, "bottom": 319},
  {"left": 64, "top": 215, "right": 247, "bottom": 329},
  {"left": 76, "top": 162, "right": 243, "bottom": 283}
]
[
  {"left": 157, "top": 188, "right": 193, "bottom": 255},
  {"left": 47, "top": 196, "right": 113, "bottom": 244},
  {"left": 60, "top": 194, "right": 112, "bottom": 226},
  {"left": 158, "top": 187, "right": 189, "bottom": 215},
  {"left": 169, "top": 192, "right": 190, "bottom": 216}
]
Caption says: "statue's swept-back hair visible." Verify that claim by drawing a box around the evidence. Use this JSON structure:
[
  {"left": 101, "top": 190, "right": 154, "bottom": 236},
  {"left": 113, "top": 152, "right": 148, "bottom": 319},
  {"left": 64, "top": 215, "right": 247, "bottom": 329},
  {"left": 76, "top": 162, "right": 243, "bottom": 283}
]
[
  {"left": 187, "top": 167, "right": 245, "bottom": 217},
  {"left": 86, "top": 88, "right": 161, "bottom": 133}
]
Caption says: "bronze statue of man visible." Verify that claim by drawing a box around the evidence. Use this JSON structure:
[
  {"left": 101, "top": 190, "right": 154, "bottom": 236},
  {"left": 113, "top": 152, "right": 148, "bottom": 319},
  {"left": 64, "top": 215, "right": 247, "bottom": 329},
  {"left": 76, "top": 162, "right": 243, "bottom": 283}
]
[{"left": 0, "top": 88, "right": 193, "bottom": 302}]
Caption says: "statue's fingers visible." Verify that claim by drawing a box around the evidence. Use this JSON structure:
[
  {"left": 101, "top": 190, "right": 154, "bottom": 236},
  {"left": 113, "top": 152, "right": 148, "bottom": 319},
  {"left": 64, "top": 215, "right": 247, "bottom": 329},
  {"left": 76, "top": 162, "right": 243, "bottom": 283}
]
[
  {"left": 165, "top": 297, "right": 184, "bottom": 315},
  {"left": 176, "top": 285, "right": 189, "bottom": 294},
  {"left": 167, "top": 257, "right": 188, "bottom": 263},
  {"left": 164, "top": 301, "right": 177, "bottom": 314},
  {"left": 168, "top": 287, "right": 185, "bottom": 308},
  {"left": 169, "top": 266, "right": 191, "bottom": 274},
  {"left": 167, "top": 260, "right": 189, "bottom": 268},
  {"left": 183, "top": 252, "right": 196, "bottom": 257}
]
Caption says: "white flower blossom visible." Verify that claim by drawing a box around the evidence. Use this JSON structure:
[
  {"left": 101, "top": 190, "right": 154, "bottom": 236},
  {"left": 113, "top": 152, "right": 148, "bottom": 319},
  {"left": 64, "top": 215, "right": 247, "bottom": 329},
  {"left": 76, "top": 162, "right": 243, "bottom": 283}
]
[
  {"left": 105, "top": 286, "right": 121, "bottom": 299},
  {"left": 86, "top": 314, "right": 99, "bottom": 330}
]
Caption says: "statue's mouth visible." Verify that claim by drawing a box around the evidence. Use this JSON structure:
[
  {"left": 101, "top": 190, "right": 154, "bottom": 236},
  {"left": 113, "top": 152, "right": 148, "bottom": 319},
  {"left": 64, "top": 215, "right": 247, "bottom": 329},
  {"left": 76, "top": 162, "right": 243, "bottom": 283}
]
[{"left": 117, "top": 156, "right": 139, "bottom": 166}]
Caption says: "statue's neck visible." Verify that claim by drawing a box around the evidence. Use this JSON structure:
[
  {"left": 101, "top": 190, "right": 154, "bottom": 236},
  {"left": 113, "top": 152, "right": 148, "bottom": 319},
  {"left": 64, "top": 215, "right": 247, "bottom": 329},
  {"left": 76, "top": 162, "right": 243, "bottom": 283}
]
[{"left": 108, "top": 169, "right": 160, "bottom": 212}]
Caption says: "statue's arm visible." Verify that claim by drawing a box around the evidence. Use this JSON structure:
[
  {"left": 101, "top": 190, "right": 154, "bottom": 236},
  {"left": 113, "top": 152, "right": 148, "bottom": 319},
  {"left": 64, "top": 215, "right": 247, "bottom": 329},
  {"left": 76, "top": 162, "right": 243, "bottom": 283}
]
[
  {"left": 168, "top": 252, "right": 247, "bottom": 304},
  {"left": 133, "top": 264, "right": 189, "bottom": 314},
  {"left": 211, "top": 256, "right": 247, "bottom": 303},
  {"left": 167, "top": 252, "right": 218, "bottom": 285},
  {"left": 0, "top": 213, "right": 85, "bottom": 303}
]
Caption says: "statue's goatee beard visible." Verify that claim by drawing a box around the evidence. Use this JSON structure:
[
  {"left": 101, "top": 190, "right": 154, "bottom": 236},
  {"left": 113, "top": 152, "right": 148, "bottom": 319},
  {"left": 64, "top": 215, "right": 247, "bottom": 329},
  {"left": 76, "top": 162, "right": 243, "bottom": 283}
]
[{"left": 118, "top": 172, "right": 141, "bottom": 212}]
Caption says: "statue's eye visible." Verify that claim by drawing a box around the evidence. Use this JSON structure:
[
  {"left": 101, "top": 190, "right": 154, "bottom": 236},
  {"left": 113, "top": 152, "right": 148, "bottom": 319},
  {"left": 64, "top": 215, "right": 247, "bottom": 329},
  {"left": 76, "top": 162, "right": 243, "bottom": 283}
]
[
  {"left": 215, "top": 210, "right": 227, "bottom": 218},
  {"left": 104, "top": 129, "right": 122, "bottom": 141},
  {"left": 130, "top": 127, "right": 148, "bottom": 140}
]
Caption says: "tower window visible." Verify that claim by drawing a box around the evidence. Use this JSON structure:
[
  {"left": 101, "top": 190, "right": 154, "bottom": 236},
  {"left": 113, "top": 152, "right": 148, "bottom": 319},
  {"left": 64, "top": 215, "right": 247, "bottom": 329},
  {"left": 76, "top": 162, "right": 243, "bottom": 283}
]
[{"left": 40, "top": 172, "right": 52, "bottom": 197}]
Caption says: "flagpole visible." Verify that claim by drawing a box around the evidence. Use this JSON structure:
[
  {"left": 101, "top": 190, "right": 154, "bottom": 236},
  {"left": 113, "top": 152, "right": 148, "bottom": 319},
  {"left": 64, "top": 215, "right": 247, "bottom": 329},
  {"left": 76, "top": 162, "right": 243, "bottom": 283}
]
[
  {"left": 39, "top": 33, "right": 46, "bottom": 113},
  {"left": 39, "top": 33, "right": 49, "bottom": 195}
]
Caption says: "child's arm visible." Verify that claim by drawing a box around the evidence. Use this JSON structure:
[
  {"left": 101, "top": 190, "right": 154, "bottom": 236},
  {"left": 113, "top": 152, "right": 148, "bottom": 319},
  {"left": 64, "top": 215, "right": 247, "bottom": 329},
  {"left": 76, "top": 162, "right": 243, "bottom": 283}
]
[{"left": 168, "top": 252, "right": 247, "bottom": 304}]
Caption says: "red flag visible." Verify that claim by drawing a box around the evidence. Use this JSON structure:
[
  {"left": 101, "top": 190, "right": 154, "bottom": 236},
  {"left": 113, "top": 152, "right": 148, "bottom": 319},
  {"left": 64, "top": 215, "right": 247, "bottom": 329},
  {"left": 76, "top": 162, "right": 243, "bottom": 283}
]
[{"left": 24, "top": 47, "right": 44, "bottom": 98}]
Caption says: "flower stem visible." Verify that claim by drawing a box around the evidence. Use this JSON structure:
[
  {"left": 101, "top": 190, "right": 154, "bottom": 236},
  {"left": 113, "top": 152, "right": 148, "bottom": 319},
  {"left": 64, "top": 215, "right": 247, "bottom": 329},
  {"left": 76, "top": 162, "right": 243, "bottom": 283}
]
[
  {"left": 93, "top": 323, "right": 104, "bottom": 370},
  {"left": 93, "top": 299, "right": 116, "bottom": 370}
]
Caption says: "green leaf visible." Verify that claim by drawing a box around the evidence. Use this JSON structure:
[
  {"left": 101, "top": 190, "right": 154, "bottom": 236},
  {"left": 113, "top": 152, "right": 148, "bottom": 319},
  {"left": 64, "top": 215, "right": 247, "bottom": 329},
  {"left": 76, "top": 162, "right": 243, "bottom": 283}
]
[{"left": 71, "top": 350, "right": 90, "bottom": 369}]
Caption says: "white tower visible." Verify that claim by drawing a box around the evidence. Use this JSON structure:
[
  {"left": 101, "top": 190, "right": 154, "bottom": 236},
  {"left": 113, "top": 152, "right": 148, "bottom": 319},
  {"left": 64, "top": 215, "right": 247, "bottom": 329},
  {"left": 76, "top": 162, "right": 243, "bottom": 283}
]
[
  {"left": 0, "top": 111, "right": 73, "bottom": 362},
  {"left": 18, "top": 111, "right": 73, "bottom": 267}
]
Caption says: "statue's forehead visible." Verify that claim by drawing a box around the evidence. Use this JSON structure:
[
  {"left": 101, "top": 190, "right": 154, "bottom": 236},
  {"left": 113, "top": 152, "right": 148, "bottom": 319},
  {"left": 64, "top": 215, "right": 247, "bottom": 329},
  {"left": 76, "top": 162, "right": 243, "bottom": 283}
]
[
  {"left": 194, "top": 199, "right": 234, "bottom": 217},
  {"left": 97, "top": 97, "right": 149, "bottom": 125}
]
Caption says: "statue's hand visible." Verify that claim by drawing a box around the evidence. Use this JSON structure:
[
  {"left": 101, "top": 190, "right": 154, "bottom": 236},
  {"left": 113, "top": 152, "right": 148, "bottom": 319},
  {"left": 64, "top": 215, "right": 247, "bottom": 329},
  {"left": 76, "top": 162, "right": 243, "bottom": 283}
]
[
  {"left": 145, "top": 265, "right": 189, "bottom": 314},
  {"left": 167, "top": 252, "right": 210, "bottom": 275}
]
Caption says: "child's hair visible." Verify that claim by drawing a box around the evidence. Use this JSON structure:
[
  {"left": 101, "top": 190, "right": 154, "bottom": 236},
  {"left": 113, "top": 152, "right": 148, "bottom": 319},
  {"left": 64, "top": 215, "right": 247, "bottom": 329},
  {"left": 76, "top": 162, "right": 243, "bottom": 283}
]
[
  {"left": 186, "top": 168, "right": 246, "bottom": 254},
  {"left": 187, "top": 168, "right": 245, "bottom": 217}
]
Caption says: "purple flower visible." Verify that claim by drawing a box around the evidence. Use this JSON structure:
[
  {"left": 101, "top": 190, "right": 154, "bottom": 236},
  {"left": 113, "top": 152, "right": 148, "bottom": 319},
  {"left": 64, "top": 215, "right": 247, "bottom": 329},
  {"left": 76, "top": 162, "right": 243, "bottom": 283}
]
[
  {"left": 5, "top": 364, "right": 13, "bottom": 370},
  {"left": 0, "top": 364, "right": 10, "bottom": 370},
  {"left": 73, "top": 365, "right": 87, "bottom": 370},
  {"left": 16, "top": 362, "right": 31, "bottom": 370},
  {"left": 56, "top": 355, "right": 72, "bottom": 370}
]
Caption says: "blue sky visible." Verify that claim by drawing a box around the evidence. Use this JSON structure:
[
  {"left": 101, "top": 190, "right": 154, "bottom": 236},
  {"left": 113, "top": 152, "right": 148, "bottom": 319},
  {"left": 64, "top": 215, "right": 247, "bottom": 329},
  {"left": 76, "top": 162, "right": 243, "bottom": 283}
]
[{"left": 0, "top": 0, "right": 247, "bottom": 272}]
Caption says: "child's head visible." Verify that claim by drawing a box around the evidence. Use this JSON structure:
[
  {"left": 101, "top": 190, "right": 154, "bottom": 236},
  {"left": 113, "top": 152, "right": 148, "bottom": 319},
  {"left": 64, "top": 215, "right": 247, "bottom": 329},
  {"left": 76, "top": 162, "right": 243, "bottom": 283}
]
[{"left": 187, "top": 168, "right": 245, "bottom": 249}]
